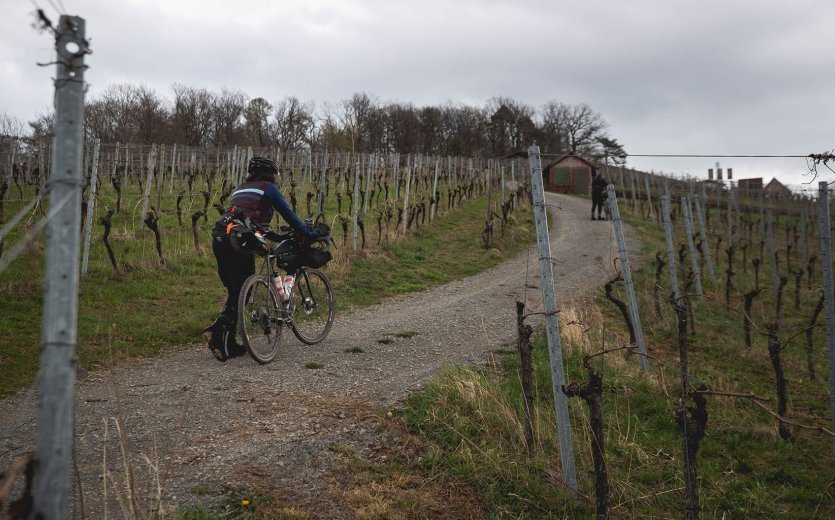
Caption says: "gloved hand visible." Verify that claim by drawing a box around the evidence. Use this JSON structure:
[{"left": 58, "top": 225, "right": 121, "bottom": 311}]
[{"left": 264, "top": 230, "right": 283, "bottom": 242}]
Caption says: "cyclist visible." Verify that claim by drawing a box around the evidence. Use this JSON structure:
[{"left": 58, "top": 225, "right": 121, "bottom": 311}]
[{"left": 204, "top": 156, "right": 320, "bottom": 361}]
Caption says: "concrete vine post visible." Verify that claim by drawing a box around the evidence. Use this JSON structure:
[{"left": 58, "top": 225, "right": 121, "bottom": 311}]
[
  {"left": 169, "top": 143, "right": 177, "bottom": 193},
  {"left": 694, "top": 195, "right": 716, "bottom": 283},
  {"left": 681, "top": 196, "right": 703, "bottom": 298},
  {"left": 156, "top": 144, "right": 165, "bottom": 212},
  {"left": 317, "top": 151, "right": 328, "bottom": 217},
  {"left": 363, "top": 154, "right": 373, "bottom": 213},
  {"left": 645, "top": 176, "right": 655, "bottom": 222},
  {"left": 430, "top": 159, "right": 439, "bottom": 222},
  {"left": 352, "top": 158, "right": 360, "bottom": 250},
  {"left": 527, "top": 144, "right": 578, "bottom": 496},
  {"left": 801, "top": 206, "right": 809, "bottom": 270},
  {"left": 81, "top": 139, "right": 100, "bottom": 275},
  {"left": 662, "top": 196, "right": 682, "bottom": 301},
  {"left": 816, "top": 181, "right": 835, "bottom": 457},
  {"left": 140, "top": 144, "right": 156, "bottom": 224},
  {"left": 499, "top": 163, "right": 505, "bottom": 202},
  {"left": 34, "top": 15, "right": 88, "bottom": 519},
  {"left": 609, "top": 185, "right": 650, "bottom": 372},
  {"left": 768, "top": 208, "right": 781, "bottom": 297},
  {"left": 401, "top": 162, "right": 413, "bottom": 236},
  {"left": 618, "top": 166, "right": 626, "bottom": 200}
]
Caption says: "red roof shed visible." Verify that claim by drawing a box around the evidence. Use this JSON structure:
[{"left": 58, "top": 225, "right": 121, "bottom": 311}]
[{"left": 542, "top": 154, "right": 596, "bottom": 194}]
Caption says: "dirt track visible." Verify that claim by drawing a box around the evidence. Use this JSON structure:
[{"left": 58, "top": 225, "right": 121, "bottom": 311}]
[{"left": 0, "top": 192, "right": 623, "bottom": 518}]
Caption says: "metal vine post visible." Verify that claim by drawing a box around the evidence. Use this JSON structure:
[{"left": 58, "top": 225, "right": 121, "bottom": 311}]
[
  {"left": 527, "top": 144, "right": 578, "bottom": 496},
  {"left": 608, "top": 184, "right": 650, "bottom": 372},
  {"left": 817, "top": 181, "right": 835, "bottom": 456},
  {"left": 33, "top": 14, "right": 88, "bottom": 519}
]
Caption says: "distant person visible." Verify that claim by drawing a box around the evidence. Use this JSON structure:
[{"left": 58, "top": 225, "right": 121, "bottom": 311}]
[
  {"left": 591, "top": 168, "right": 608, "bottom": 220},
  {"left": 203, "top": 156, "right": 320, "bottom": 361}
]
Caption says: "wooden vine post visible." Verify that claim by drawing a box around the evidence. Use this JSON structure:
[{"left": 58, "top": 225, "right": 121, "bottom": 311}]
[
  {"left": 100, "top": 209, "right": 117, "bottom": 272},
  {"left": 515, "top": 301, "right": 536, "bottom": 455},
  {"left": 564, "top": 358, "right": 609, "bottom": 519}
]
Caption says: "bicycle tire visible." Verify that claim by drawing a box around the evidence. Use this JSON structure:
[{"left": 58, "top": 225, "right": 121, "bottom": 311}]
[
  {"left": 238, "top": 274, "right": 283, "bottom": 363},
  {"left": 288, "top": 268, "right": 334, "bottom": 345}
]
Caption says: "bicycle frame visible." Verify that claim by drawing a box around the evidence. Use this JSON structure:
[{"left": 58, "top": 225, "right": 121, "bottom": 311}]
[{"left": 254, "top": 238, "right": 316, "bottom": 325}]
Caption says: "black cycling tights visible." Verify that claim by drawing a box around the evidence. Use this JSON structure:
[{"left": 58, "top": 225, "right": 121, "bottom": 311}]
[{"left": 212, "top": 238, "right": 255, "bottom": 320}]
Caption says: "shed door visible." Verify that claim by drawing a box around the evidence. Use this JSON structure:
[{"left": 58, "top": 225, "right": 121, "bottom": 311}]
[
  {"left": 551, "top": 167, "right": 570, "bottom": 186},
  {"left": 573, "top": 167, "right": 591, "bottom": 194}
]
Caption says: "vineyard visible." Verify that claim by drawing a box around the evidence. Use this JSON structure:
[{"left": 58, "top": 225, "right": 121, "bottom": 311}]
[{"left": 2, "top": 132, "right": 835, "bottom": 517}]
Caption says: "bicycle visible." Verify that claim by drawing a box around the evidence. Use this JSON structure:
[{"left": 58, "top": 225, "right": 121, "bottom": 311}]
[{"left": 237, "top": 220, "right": 335, "bottom": 364}]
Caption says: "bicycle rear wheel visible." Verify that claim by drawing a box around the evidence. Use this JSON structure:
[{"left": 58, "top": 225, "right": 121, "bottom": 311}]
[
  {"left": 288, "top": 268, "right": 334, "bottom": 345},
  {"left": 238, "top": 274, "right": 283, "bottom": 363}
]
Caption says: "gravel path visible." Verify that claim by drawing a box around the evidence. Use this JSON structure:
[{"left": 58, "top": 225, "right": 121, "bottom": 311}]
[{"left": 0, "top": 193, "right": 622, "bottom": 518}]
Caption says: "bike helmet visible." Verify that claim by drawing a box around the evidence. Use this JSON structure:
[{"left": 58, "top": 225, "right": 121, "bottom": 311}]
[{"left": 248, "top": 156, "right": 278, "bottom": 175}]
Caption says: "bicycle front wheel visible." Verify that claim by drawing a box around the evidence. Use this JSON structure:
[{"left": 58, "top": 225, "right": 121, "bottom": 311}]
[
  {"left": 288, "top": 268, "right": 334, "bottom": 345},
  {"left": 238, "top": 275, "right": 283, "bottom": 363}
]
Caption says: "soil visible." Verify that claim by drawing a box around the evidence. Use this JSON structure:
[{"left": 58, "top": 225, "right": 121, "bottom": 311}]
[{"left": 0, "top": 193, "right": 627, "bottom": 518}]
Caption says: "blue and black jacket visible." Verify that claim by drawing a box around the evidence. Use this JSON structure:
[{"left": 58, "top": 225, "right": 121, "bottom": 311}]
[{"left": 226, "top": 180, "right": 317, "bottom": 239}]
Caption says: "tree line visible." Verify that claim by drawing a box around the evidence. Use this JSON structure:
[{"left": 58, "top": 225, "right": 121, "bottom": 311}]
[{"left": 4, "top": 84, "right": 627, "bottom": 162}]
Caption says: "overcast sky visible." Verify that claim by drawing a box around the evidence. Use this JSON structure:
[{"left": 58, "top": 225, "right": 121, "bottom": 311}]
[{"left": 3, "top": 0, "right": 834, "bottom": 190}]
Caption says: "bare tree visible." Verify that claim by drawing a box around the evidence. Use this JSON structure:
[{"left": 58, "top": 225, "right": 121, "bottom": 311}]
[
  {"left": 315, "top": 101, "right": 352, "bottom": 151},
  {"left": 546, "top": 102, "right": 607, "bottom": 156},
  {"left": 172, "top": 84, "right": 215, "bottom": 146},
  {"left": 487, "top": 97, "right": 537, "bottom": 156},
  {"left": 0, "top": 112, "right": 26, "bottom": 139},
  {"left": 244, "top": 97, "right": 273, "bottom": 147},
  {"left": 273, "top": 96, "right": 315, "bottom": 151},
  {"left": 441, "top": 103, "right": 488, "bottom": 157},
  {"left": 418, "top": 106, "right": 443, "bottom": 154},
  {"left": 84, "top": 83, "right": 138, "bottom": 143},
  {"left": 339, "top": 92, "right": 379, "bottom": 153},
  {"left": 211, "top": 88, "right": 247, "bottom": 146},
  {"left": 28, "top": 111, "right": 55, "bottom": 142},
  {"left": 133, "top": 85, "right": 169, "bottom": 144},
  {"left": 384, "top": 102, "right": 420, "bottom": 153}
]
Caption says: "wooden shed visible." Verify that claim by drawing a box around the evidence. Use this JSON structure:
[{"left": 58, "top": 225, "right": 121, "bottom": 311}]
[{"left": 542, "top": 154, "right": 595, "bottom": 194}]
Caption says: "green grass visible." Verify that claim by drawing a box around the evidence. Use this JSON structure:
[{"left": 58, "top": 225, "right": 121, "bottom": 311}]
[
  {"left": 344, "top": 346, "right": 364, "bottom": 353},
  {"left": 303, "top": 362, "right": 324, "bottom": 370},
  {"left": 0, "top": 184, "right": 536, "bottom": 397}
]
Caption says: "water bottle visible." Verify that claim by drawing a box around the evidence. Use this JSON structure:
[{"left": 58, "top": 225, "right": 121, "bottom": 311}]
[
  {"left": 273, "top": 273, "right": 287, "bottom": 301},
  {"left": 283, "top": 275, "right": 295, "bottom": 299}
]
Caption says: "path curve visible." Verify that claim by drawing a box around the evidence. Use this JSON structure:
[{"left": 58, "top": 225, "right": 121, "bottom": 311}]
[{"left": 0, "top": 193, "right": 622, "bottom": 518}]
